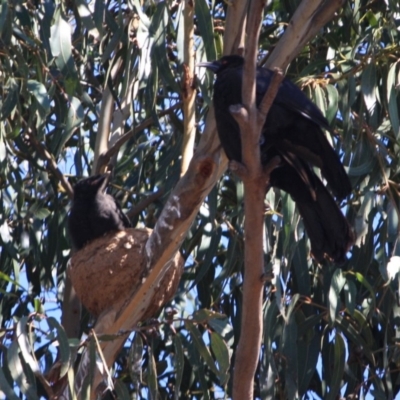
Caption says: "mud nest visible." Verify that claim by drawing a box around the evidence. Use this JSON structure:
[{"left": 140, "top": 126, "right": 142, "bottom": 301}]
[{"left": 68, "top": 228, "right": 184, "bottom": 318}]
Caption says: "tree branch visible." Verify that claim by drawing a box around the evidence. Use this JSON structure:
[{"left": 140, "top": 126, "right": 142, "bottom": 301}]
[
  {"left": 265, "top": 0, "right": 345, "bottom": 70},
  {"left": 92, "top": 87, "right": 114, "bottom": 174},
  {"left": 228, "top": 2, "right": 282, "bottom": 398},
  {"left": 126, "top": 188, "right": 165, "bottom": 219},
  {"left": 223, "top": 0, "right": 250, "bottom": 54}
]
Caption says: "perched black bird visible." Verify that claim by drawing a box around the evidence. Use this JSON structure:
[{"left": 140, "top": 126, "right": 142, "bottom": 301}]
[
  {"left": 199, "top": 55, "right": 354, "bottom": 262},
  {"left": 68, "top": 175, "right": 131, "bottom": 251}
]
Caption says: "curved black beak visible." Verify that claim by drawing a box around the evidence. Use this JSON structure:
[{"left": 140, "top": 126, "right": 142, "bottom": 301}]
[
  {"left": 91, "top": 174, "right": 108, "bottom": 191},
  {"left": 197, "top": 60, "right": 221, "bottom": 73}
]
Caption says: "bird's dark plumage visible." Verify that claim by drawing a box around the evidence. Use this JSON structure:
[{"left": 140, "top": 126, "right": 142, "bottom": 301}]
[
  {"left": 200, "top": 55, "right": 354, "bottom": 263},
  {"left": 68, "top": 175, "right": 131, "bottom": 251}
]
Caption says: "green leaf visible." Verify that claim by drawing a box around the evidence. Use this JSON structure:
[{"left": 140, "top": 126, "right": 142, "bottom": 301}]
[
  {"left": 210, "top": 332, "right": 230, "bottom": 386},
  {"left": 114, "top": 381, "right": 131, "bottom": 399},
  {"left": 1, "top": 78, "right": 18, "bottom": 120},
  {"left": 0, "top": 270, "right": 25, "bottom": 289},
  {"left": 29, "top": 203, "right": 51, "bottom": 220},
  {"left": 324, "top": 84, "right": 339, "bottom": 124},
  {"left": 184, "top": 334, "right": 210, "bottom": 399},
  {"left": 353, "top": 309, "right": 374, "bottom": 346},
  {"left": 7, "top": 340, "right": 39, "bottom": 400},
  {"left": 192, "top": 308, "right": 225, "bottom": 323},
  {"left": 27, "top": 80, "right": 51, "bottom": 120},
  {"left": 67, "top": 366, "right": 77, "bottom": 400},
  {"left": 0, "top": 0, "right": 11, "bottom": 43},
  {"left": 49, "top": 14, "right": 78, "bottom": 93},
  {"left": 192, "top": 225, "right": 221, "bottom": 288},
  {"left": 346, "top": 271, "right": 376, "bottom": 312},
  {"left": 208, "top": 316, "right": 233, "bottom": 342},
  {"left": 150, "top": 3, "right": 179, "bottom": 93},
  {"left": 174, "top": 335, "right": 184, "bottom": 400},
  {"left": 343, "top": 279, "right": 356, "bottom": 316},
  {"left": 336, "top": 314, "right": 375, "bottom": 365},
  {"left": 0, "top": 0, "right": 9, "bottom": 36},
  {"left": 326, "top": 331, "right": 345, "bottom": 400},
  {"left": 16, "top": 316, "right": 40, "bottom": 375},
  {"left": 282, "top": 293, "right": 300, "bottom": 323},
  {"left": 80, "top": 338, "right": 96, "bottom": 400},
  {"left": 387, "top": 62, "right": 399, "bottom": 139},
  {"left": 0, "top": 221, "right": 11, "bottom": 243},
  {"left": 0, "top": 366, "right": 20, "bottom": 400},
  {"left": 185, "top": 321, "right": 219, "bottom": 377},
  {"left": 195, "top": 0, "right": 217, "bottom": 61},
  {"left": 361, "top": 62, "right": 377, "bottom": 115},
  {"left": 313, "top": 84, "right": 326, "bottom": 115},
  {"left": 54, "top": 96, "right": 84, "bottom": 157},
  {"left": 132, "top": 0, "right": 151, "bottom": 28},
  {"left": 281, "top": 306, "right": 298, "bottom": 399},
  {"left": 74, "top": 0, "right": 99, "bottom": 39},
  {"left": 128, "top": 334, "right": 143, "bottom": 388},
  {"left": 147, "top": 345, "right": 158, "bottom": 400},
  {"left": 175, "top": 2, "right": 185, "bottom": 63},
  {"left": 33, "top": 298, "right": 43, "bottom": 314},
  {"left": 47, "top": 317, "right": 71, "bottom": 378},
  {"left": 329, "top": 269, "right": 346, "bottom": 325}
]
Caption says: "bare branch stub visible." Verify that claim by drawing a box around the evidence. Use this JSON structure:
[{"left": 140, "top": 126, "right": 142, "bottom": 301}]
[
  {"left": 262, "top": 155, "right": 281, "bottom": 182},
  {"left": 257, "top": 68, "right": 284, "bottom": 126},
  {"left": 228, "top": 160, "right": 248, "bottom": 180}
]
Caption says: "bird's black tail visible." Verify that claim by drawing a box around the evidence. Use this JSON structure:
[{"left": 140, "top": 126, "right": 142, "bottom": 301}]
[
  {"left": 270, "top": 161, "right": 354, "bottom": 263},
  {"left": 278, "top": 121, "right": 352, "bottom": 200},
  {"left": 295, "top": 185, "right": 354, "bottom": 263},
  {"left": 317, "top": 135, "right": 351, "bottom": 201}
]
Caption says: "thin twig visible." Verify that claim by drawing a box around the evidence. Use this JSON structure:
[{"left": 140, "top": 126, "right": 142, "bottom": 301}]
[
  {"left": 96, "top": 102, "right": 182, "bottom": 170},
  {"left": 257, "top": 68, "right": 284, "bottom": 123},
  {"left": 26, "top": 128, "right": 74, "bottom": 199},
  {"left": 127, "top": 189, "right": 165, "bottom": 219}
]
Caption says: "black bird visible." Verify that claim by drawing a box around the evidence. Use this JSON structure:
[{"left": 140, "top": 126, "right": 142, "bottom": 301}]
[
  {"left": 68, "top": 175, "right": 131, "bottom": 251},
  {"left": 199, "top": 55, "right": 354, "bottom": 263}
]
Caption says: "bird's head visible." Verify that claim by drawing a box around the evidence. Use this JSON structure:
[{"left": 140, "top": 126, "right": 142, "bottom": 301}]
[
  {"left": 197, "top": 55, "right": 244, "bottom": 74},
  {"left": 73, "top": 174, "right": 107, "bottom": 200}
]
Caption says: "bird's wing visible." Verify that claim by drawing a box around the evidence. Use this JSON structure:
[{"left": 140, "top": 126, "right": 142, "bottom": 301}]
[
  {"left": 102, "top": 194, "right": 131, "bottom": 229},
  {"left": 256, "top": 68, "right": 332, "bottom": 132}
]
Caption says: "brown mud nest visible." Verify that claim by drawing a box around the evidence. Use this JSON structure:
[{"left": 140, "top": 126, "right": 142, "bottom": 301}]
[{"left": 68, "top": 228, "right": 184, "bottom": 318}]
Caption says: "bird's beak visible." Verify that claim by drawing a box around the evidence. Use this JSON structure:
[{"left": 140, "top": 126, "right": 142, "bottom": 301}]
[
  {"left": 92, "top": 174, "right": 108, "bottom": 191},
  {"left": 197, "top": 60, "right": 221, "bottom": 73}
]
